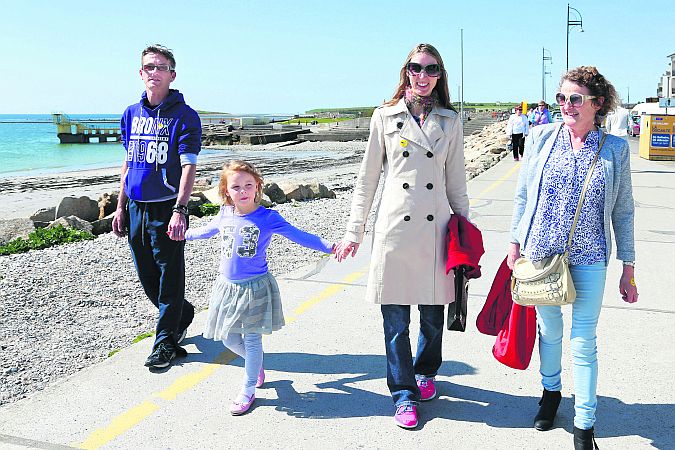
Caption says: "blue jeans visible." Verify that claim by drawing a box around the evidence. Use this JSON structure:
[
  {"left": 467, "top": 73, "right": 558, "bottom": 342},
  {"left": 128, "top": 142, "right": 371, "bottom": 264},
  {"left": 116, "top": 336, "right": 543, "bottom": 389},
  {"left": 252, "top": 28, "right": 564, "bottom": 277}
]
[
  {"left": 381, "top": 304, "right": 445, "bottom": 406},
  {"left": 127, "top": 199, "right": 194, "bottom": 348},
  {"left": 536, "top": 262, "right": 607, "bottom": 430}
]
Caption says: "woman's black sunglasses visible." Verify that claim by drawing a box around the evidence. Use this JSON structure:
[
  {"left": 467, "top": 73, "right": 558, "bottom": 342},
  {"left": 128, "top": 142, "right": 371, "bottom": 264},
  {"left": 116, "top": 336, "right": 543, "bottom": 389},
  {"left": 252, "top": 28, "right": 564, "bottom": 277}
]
[{"left": 406, "top": 63, "right": 442, "bottom": 77}]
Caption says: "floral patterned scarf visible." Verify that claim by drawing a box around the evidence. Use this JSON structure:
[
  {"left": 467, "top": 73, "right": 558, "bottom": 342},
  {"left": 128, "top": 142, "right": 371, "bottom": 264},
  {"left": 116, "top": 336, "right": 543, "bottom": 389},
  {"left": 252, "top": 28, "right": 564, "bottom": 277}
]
[{"left": 404, "top": 87, "right": 439, "bottom": 126}]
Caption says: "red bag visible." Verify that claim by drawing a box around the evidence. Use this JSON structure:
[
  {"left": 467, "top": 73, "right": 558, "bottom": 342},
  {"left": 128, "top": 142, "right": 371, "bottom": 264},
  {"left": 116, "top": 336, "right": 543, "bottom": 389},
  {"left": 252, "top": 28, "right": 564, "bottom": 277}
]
[
  {"left": 492, "top": 302, "right": 537, "bottom": 370},
  {"left": 476, "top": 257, "right": 513, "bottom": 336}
]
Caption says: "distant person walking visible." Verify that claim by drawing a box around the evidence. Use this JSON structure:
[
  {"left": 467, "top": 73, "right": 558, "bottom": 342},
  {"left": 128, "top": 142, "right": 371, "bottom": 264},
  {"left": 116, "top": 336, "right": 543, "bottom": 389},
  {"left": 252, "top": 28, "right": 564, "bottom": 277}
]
[
  {"left": 507, "top": 66, "right": 637, "bottom": 449},
  {"left": 112, "top": 44, "right": 202, "bottom": 369},
  {"left": 604, "top": 104, "right": 630, "bottom": 137},
  {"left": 506, "top": 105, "right": 529, "bottom": 160},
  {"left": 335, "top": 43, "right": 470, "bottom": 429},
  {"left": 532, "top": 100, "right": 552, "bottom": 126},
  {"left": 185, "top": 161, "right": 334, "bottom": 415}
]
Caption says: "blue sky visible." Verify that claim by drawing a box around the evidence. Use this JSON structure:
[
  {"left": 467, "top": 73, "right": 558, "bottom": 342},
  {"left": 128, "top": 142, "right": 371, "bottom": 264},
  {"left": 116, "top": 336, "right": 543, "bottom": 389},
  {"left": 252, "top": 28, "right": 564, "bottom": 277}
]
[{"left": 1, "top": 0, "right": 672, "bottom": 114}]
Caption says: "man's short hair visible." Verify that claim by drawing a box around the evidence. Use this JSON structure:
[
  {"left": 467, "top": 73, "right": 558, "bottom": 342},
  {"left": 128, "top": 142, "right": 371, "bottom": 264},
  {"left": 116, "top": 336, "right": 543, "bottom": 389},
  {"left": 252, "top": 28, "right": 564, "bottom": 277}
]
[{"left": 141, "top": 44, "right": 176, "bottom": 70}]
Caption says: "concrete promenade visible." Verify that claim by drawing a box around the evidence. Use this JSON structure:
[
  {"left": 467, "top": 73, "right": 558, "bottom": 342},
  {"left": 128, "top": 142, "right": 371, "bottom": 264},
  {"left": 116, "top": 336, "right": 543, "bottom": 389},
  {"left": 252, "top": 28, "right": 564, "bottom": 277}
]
[{"left": 0, "top": 138, "right": 673, "bottom": 449}]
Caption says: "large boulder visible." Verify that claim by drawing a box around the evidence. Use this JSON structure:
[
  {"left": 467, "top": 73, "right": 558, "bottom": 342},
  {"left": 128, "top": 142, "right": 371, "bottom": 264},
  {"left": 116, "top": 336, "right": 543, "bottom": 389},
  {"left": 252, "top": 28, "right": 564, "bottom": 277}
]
[
  {"left": 97, "top": 192, "right": 119, "bottom": 220},
  {"left": 91, "top": 213, "right": 114, "bottom": 235},
  {"left": 280, "top": 182, "right": 314, "bottom": 201},
  {"left": 187, "top": 195, "right": 208, "bottom": 217},
  {"left": 201, "top": 186, "right": 222, "bottom": 205},
  {"left": 56, "top": 196, "right": 99, "bottom": 222},
  {"left": 48, "top": 215, "right": 93, "bottom": 234},
  {"left": 263, "top": 183, "right": 287, "bottom": 204},
  {"left": 0, "top": 218, "right": 35, "bottom": 246},
  {"left": 307, "top": 182, "right": 336, "bottom": 199},
  {"left": 259, "top": 195, "right": 273, "bottom": 208},
  {"left": 30, "top": 207, "right": 56, "bottom": 223}
]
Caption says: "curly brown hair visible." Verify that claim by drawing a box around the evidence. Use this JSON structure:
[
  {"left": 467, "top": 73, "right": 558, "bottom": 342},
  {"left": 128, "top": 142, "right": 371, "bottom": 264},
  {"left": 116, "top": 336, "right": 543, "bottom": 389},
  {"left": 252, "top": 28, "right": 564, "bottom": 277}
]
[
  {"left": 218, "top": 160, "right": 264, "bottom": 206},
  {"left": 385, "top": 43, "right": 456, "bottom": 111},
  {"left": 560, "top": 66, "right": 618, "bottom": 124}
]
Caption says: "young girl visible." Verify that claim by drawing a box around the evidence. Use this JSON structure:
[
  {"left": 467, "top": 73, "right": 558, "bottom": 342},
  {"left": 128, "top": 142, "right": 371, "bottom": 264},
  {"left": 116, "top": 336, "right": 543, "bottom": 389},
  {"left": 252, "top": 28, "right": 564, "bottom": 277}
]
[{"left": 185, "top": 160, "right": 334, "bottom": 416}]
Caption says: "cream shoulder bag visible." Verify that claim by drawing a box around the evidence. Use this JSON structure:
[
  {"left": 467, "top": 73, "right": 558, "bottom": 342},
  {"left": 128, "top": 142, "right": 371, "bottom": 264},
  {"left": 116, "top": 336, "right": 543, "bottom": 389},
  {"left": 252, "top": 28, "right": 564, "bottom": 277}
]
[{"left": 511, "top": 134, "right": 607, "bottom": 306}]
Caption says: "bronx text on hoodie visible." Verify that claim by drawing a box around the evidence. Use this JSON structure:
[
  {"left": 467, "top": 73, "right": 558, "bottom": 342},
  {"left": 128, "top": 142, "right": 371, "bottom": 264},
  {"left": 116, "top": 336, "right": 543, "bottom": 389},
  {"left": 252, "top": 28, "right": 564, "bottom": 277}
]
[{"left": 121, "top": 89, "right": 202, "bottom": 202}]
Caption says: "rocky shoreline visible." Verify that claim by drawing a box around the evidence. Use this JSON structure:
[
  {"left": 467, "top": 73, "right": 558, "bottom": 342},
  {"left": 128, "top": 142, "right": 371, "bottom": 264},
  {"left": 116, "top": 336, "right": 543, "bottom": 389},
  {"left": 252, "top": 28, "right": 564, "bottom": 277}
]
[{"left": 0, "top": 122, "right": 509, "bottom": 407}]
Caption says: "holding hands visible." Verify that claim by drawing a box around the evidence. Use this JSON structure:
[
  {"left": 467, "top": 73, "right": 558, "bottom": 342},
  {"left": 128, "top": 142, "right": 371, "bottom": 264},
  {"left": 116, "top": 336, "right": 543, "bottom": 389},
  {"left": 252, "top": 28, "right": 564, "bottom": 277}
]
[{"left": 334, "top": 239, "right": 360, "bottom": 262}]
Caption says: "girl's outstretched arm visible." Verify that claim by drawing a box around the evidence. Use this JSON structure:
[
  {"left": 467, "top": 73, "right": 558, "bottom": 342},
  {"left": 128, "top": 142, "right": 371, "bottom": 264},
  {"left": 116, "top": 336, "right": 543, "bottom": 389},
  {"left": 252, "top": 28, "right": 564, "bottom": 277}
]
[
  {"left": 269, "top": 210, "right": 333, "bottom": 254},
  {"left": 184, "top": 206, "right": 223, "bottom": 241}
]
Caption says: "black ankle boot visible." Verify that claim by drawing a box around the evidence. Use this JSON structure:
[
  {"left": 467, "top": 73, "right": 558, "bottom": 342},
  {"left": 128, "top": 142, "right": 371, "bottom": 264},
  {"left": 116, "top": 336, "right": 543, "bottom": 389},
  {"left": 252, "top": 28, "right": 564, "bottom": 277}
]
[
  {"left": 533, "top": 389, "right": 562, "bottom": 431},
  {"left": 573, "top": 426, "right": 599, "bottom": 449}
]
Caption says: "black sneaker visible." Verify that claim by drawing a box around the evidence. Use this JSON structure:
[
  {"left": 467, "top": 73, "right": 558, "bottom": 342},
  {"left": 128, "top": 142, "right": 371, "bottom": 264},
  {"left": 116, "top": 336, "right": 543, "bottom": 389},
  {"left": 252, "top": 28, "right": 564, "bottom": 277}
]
[
  {"left": 176, "top": 326, "right": 189, "bottom": 345},
  {"left": 144, "top": 342, "right": 186, "bottom": 368}
]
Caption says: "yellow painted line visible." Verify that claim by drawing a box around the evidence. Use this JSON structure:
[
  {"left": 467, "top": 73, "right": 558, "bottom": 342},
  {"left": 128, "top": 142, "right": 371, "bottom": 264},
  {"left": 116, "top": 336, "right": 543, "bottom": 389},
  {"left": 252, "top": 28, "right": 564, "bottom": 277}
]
[
  {"left": 154, "top": 350, "right": 236, "bottom": 401},
  {"left": 75, "top": 265, "right": 368, "bottom": 449},
  {"left": 469, "top": 162, "right": 521, "bottom": 205},
  {"left": 78, "top": 401, "right": 159, "bottom": 450}
]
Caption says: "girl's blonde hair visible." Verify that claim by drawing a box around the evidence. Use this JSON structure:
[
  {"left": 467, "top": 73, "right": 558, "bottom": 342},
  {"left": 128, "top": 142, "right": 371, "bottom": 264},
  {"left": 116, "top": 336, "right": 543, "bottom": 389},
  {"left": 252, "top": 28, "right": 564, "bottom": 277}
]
[{"left": 218, "top": 160, "right": 264, "bottom": 206}]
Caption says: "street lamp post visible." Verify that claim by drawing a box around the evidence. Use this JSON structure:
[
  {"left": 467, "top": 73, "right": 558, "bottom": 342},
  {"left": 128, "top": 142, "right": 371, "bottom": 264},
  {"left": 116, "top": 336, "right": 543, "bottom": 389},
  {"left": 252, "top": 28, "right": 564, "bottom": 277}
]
[
  {"left": 566, "top": 4, "right": 584, "bottom": 71},
  {"left": 542, "top": 48, "right": 552, "bottom": 102}
]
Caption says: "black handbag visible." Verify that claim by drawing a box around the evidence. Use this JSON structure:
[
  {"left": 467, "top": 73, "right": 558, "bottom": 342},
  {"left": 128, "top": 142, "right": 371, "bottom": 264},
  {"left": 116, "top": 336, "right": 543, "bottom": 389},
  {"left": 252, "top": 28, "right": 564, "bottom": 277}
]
[{"left": 447, "top": 265, "right": 469, "bottom": 332}]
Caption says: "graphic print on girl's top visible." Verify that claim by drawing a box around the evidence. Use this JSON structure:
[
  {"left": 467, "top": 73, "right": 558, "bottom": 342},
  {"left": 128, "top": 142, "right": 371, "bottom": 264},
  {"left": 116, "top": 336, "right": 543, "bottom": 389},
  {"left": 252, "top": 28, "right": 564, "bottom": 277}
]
[{"left": 185, "top": 205, "right": 333, "bottom": 280}]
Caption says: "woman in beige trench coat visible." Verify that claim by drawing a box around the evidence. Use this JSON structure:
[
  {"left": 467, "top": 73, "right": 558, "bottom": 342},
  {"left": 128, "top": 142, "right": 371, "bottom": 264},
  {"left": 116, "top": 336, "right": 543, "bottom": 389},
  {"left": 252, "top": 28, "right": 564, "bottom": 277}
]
[{"left": 335, "top": 43, "right": 469, "bottom": 429}]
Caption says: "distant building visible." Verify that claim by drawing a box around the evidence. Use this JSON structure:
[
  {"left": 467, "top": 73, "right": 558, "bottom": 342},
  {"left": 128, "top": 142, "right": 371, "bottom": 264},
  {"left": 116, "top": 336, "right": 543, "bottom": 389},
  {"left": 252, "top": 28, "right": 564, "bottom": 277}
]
[{"left": 656, "top": 53, "right": 675, "bottom": 98}]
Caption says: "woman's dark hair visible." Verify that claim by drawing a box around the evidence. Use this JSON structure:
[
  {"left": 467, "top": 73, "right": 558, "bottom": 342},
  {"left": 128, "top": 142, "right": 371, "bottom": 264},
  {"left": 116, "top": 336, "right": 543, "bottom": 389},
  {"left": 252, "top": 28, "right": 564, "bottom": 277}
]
[
  {"left": 385, "top": 43, "right": 456, "bottom": 111},
  {"left": 561, "top": 66, "right": 618, "bottom": 124}
]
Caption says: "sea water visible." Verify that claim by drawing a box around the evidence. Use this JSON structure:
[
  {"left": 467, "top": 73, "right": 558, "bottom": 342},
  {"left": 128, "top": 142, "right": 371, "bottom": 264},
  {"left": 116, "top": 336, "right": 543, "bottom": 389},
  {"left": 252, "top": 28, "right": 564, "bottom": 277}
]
[
  {"left": 0, "top": 114, "right": 244, "bottom": 178},
  {"left": 0, "top": 114, "right": 131, "bottom": 176}
]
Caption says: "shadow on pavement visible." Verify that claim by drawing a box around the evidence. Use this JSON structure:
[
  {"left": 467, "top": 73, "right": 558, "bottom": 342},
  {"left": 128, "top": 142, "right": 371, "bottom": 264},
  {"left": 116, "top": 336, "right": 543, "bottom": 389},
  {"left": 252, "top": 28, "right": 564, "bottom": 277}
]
[{"left": 228, "top": 352, "right": 673, "bottom": 445}]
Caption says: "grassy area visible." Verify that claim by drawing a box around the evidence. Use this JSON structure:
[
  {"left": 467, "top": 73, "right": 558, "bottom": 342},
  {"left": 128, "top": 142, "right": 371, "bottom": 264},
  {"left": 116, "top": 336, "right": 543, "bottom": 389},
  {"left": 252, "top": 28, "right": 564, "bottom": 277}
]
[
  {"left": 0, "top": 225, "right": 95, "bottom": 256},
  {"left": 199, "top": 203, "right": 221, "bottom": 216},
  {"left": 306, "top": 106, "right": 375, "bottom": 117},
  {"left": 280, "top": 117, "right": 352, "bottom": 124},
  {"left": 132, "top": 331, "right": 155, "bottom": 344},
  {"left": 196, "top": 110, "right": 229, "bottom": 114}
]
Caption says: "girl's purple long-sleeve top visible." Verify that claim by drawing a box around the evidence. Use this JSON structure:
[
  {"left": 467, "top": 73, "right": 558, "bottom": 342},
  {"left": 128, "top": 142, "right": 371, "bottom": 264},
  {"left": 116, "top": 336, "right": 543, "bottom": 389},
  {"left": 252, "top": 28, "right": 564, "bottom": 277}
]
[{"left": 185, "top": 205, "right": 333, "bottom": 281}]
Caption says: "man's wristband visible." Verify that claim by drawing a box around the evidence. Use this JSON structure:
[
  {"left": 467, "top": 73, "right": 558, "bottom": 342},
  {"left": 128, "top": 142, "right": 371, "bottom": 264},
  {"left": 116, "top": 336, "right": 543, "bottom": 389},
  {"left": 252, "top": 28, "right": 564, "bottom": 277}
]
[
  {"left": 172, "top": 203, "right": 188, "bottom": 216},
  {"left": 623, "top": 261, "right": 635, "bottom": 267}
]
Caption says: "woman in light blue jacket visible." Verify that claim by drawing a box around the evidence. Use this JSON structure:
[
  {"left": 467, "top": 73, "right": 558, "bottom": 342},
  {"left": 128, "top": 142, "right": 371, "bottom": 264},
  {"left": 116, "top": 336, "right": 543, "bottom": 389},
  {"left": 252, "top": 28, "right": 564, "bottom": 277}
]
[{"left": 507, "top": 66, "right": 638, "bottom": 450}]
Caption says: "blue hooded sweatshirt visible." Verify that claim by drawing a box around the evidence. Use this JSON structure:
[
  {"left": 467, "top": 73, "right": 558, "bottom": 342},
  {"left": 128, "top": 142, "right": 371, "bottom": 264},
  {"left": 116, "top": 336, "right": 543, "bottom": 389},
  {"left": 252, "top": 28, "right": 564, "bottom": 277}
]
[{"left": 121, "top": 89, "right": 201, "bottom": 202}]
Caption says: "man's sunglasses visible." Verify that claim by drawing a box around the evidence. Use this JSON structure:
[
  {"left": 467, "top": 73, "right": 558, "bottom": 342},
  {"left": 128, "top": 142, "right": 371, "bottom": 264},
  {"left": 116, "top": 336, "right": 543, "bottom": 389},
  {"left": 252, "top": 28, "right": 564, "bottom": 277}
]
[
  {"left": 406, "top": 63, "right": 442, "bottom": 77},
  {"left": 555, "top": 92, "right": 597, "bottom": 107},
  {"left": 142, "top": 64, "right": 174, "bottom": 73}
]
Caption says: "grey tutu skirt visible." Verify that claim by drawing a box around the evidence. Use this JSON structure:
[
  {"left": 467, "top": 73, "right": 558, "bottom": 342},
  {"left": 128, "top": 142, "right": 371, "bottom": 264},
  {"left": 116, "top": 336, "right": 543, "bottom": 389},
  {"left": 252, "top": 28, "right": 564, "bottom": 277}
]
[{"left": 203, "top": 272, "right": 284, "bottom": 340}]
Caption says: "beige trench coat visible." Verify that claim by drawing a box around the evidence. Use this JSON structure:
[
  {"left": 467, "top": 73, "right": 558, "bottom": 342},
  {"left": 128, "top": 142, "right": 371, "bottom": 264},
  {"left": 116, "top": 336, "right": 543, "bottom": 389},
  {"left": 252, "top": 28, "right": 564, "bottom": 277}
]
[{"left": 344, "top": 99, "right": 470, "bottom": 305}]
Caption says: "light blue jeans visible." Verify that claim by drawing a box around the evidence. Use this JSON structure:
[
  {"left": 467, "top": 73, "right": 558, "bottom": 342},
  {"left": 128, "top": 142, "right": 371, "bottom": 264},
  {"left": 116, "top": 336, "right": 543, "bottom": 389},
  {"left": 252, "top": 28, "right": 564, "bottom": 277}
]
[{"left": 535, "top": 262, "right": 607, "bottom": 430}]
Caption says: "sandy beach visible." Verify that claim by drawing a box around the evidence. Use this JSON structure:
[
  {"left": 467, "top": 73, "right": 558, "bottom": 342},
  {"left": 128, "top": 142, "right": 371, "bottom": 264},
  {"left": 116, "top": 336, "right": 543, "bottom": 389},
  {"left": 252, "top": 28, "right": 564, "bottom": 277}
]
[{"left": 1, "top": 141, "right": 364, "bottom": 219}]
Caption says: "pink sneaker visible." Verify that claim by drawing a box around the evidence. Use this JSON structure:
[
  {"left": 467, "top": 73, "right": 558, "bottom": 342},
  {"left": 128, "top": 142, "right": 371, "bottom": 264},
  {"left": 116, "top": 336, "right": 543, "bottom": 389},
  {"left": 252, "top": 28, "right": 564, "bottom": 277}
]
[
  {"left": 417, "top": 377, "right": 436, "bottom": 401},
  {"left": 394, "top": 404, "right": 418, "bottom": 429},
  {"left": 256, "top": 367, "right": 265, "bottom": 388},
  {"left": 229, "top": 393, "right": 255, "bottom": 416}
]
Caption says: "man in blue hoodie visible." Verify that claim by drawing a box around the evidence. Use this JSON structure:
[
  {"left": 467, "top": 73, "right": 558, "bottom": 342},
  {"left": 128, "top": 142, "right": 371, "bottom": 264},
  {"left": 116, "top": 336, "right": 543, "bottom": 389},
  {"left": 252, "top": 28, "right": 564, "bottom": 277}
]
[{"left": 112, "top": 44, "right": 201, "bottom": 369}]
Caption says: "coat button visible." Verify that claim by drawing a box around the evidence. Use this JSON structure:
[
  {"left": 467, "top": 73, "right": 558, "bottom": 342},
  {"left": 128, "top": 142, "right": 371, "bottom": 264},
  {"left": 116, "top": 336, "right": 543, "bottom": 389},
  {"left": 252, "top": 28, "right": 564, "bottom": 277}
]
[
  {"left": 426, "top": 183, "right": 433, "bottom": 190},
  {"left": 427, "top": 215, "right": 434, "bottom": 221},
  {"left": 426, "top": 151, "right": 433, "bottom": 158},
  {"left": 397, "top": 121, "right": 403, "bottom": 129},
  {"left": 404, "top": 215, "right": 411, "bottom": 221},
  {"left": 402, "top": 183, "right": 409, "bottom": 189},
  {"left": 402, "top": 150, "right": 409, "bottom": 157}
]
